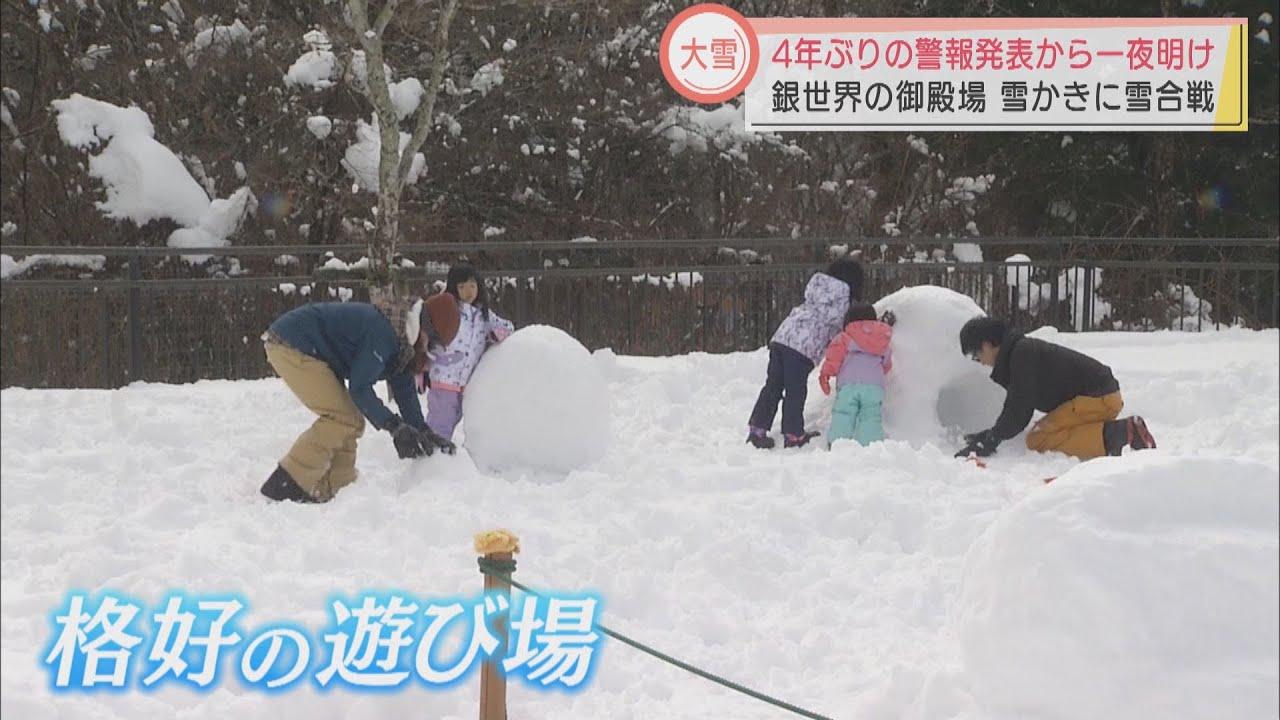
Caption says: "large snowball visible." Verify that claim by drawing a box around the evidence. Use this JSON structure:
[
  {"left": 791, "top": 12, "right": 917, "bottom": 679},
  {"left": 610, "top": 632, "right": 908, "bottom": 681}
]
[
  {"left": 955, "top": 455, "right": 1280, "bottom": 719},
  {"left": 462, "top": 325, "right": 611, "bottom": 475},
  {"left": 873, "top": 286, "right": 1004, "bottom": 442}
]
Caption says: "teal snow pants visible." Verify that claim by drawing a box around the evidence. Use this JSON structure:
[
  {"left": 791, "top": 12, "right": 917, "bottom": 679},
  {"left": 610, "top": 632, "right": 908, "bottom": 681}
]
[{"left": 829, "top": 384, "right": 885, "bottom": 446}]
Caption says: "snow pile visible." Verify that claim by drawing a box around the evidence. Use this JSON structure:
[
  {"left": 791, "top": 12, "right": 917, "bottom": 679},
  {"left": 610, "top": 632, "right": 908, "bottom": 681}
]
[
  {"left": 462, "top": 325, "right": 611, "bottom": 475},
  {"left": 873, "top": 286, "right": 1005, "bottom": 442},
  {"left": 1153, "top": 282, "right": 1214, "bottom": 329},
  {"left": 166, "top": 187, "right": 258, "bottom": 263},
  {"left": 284, "top": 30, "right": 338, "bottom": 90},
  {"left": 305, "top": 115, "right": 332, "bottom": 139},
  {"left": 184, "top": 19, "right": 251, "bottom": 66},
  {"left": 951, "top": 242, "right": 982, "bottom": 262},
  {"left": 52, "top": 95, "right": 210, "bottom": 227},
  {"left": 0, "top": 253, "right": 105, "bottom": 279},
  {"left": 470, "top": 60, "right": 506, "bottom": 96},
  {"left": 655, "top": 102, "right": 803, "bottom": 162},
  {"left": 1006, "top": 253, "right": 1113, "bottom": 330},
  {"left": 342, "top": 116, "right": 426, "bottom": 192},
  {"left": 628, "top": 272, "right": 702, "bottom": 289},
  {"left": 51, "top": 94, "right": 255, "bottom": 262},
  {"left": 955, "top": 454, "right": 1280, "bottom": 720},
  {"left": 389, "top": 78, "right": 425, "bottom": 120}
]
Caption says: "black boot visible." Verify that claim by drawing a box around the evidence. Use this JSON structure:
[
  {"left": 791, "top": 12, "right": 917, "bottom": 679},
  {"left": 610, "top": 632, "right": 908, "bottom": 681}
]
[
  {"left": 1103, "top": 416, "right": 1159, "bottom": 456},
  {"left": 260, "top": 465, "right": 317, "bottom": 503},
  {"left": 1103, "top": 419, "right": 1128, "bottom": 456},
  {"left": 746, "top": 427, "right": 776, "bottom": 449},
  {"left": 784, "top": 431, "right": 821, "bottom": 449}
]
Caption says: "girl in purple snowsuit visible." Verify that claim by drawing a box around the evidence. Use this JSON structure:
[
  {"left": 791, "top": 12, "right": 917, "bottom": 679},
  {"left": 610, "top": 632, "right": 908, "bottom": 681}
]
[
  {"left": 415, "top": 264, "right": 514, "bottom": 441},
  {"left": 747, "top": 258, "right": 864, "bottom": 448}
]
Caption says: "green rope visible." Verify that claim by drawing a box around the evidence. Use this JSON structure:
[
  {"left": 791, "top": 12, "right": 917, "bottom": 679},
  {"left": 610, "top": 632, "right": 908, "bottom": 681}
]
[
  {"left": 478, "top": 560, "right": 836, "bottom": 720},
  {"left": 477, "top": 556, "right": 517, "bottom": 576}
]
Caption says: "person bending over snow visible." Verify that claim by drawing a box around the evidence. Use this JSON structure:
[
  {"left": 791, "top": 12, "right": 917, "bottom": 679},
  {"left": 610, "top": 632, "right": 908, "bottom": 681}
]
[
  {"left": 747, "top": 258, "right": 863, "bottom": 449},
  {"left": 415, "top": 263, "right": 514, "bottom": 441},
  {"left": 259, "top": 299, "right": 455, "bottom": 504},
  {"left": 819, "top": 303, "right": 895, "bottom": 446},
  {"left": 954, "top": 316, "right": 1156, "bottom": 460}
]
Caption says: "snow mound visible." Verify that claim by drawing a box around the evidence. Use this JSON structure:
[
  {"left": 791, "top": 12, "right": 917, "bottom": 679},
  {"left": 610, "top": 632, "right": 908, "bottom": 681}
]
[
  {"left": 0, "top": 253, "right": 105, "bottom": 279},
  {"left": 874, "top": 286, "right": 1004, "bottom": 442},
  {"left": 342, "top": 116, "right": 425, "bottom": 192},
  {"left": 462, "top": 325, "right": 611, "bottom": 475},
  {"left": 51, "top": 94, "right": 255, "bottom": 262},
  {"left": 956, "top": 454, "right": 1280, "bottom": 720},
  {"left": 51, "top": 94, "right": 210, "bottom": 227}
]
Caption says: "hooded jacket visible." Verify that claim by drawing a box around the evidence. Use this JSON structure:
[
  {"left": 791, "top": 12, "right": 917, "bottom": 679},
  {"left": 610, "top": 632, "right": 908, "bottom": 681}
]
[
  {"left": 988, "top": 332, "right": 1120, "bottom": 441},
  {"left": 770, "top": 273, "right": 852, "bottom": 366},
  {"left": 819, "top": 320, "right": 893, "bottom": 393}
]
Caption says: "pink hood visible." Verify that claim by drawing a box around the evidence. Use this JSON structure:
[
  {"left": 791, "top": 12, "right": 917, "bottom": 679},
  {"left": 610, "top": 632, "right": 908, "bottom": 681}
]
[{"left": 842, "top": 320, "right": 892, "bottom": 356}]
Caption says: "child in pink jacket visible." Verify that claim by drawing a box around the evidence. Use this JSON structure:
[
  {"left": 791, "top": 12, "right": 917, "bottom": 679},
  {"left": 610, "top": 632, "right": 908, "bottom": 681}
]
[{"left": 818, "top": 303, "right": 894, "bottom": 446}]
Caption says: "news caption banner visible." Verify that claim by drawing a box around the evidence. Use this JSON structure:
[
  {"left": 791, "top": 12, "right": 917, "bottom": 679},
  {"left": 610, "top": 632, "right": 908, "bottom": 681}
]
[
  {"left": 660, "top": 5, "right": 1249, "bottom": 132},
  {"left": 41, "top": 590, "right": 602, "bottom": 693}
]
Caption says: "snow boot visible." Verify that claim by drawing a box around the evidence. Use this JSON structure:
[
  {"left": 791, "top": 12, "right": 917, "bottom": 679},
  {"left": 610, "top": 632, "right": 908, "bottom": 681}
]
[
  {"left": 1128, "top": 416, "right": 1157, "bottom": 450},
  {"left": 1103, "top": 419, "right": 1128, "bottom": 456},
  {"left": 784, "top": 431, "right": 821, "bottom": 449},
  {"left": 260, "top": 465, "right": 317, "bottom": 503},
  {"left": 1103, "top": 416, "right": 1158, "bottom": 456},
  {"left": 746, "top": 427, "right": 776, "bottom": 449}
]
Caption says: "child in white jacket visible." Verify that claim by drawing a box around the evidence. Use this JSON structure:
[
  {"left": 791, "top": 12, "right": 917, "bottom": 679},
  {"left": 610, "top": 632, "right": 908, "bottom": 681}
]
[
  {"left": 414, "top": 264, "right": 514, "bottom": 440},
  {"left": 746, "top": 258, "right": 864, "bottom": 449}
]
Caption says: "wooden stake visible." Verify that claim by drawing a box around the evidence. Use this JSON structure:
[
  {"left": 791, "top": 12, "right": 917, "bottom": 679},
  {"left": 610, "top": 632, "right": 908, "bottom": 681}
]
[{"left": 474, "top": 530, "right": 520, "bottom": 720}]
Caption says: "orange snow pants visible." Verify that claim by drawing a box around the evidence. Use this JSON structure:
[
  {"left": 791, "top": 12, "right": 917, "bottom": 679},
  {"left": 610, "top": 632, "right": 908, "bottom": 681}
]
[{"left": 1025, "top": 391, "right": 1123, "bottom": 460}]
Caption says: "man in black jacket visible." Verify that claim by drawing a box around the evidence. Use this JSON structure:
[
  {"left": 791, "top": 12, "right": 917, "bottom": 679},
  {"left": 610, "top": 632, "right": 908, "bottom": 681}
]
[{"left": 955, "top": 317, "right": 1157, "bottom": 460}]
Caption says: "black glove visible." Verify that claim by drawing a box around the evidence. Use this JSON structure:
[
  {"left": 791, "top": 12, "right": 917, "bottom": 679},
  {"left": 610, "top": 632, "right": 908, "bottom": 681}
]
[
  {"left": 385, "top": 415, "right": 431, "bottom": 459},
  {"left": 418, "top": 426, "right": 456, "bottom": 455},
  {"left": 880, "top": 310, "right": 897, "bottom": 327},
  {"left": 955, "top": 429, "right": 999, "bottom": 458}
]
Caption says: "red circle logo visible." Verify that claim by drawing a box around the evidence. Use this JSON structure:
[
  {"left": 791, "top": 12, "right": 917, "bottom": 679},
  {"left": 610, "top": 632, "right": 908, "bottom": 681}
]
[{"left": 659, "top": 4, "right": 759, "bottom": 104}]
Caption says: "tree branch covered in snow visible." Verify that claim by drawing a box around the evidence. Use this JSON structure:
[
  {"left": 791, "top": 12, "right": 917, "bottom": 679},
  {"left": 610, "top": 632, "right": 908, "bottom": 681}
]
[{"left": 0, "top": 0, "right": 1274, "bottom": 272}]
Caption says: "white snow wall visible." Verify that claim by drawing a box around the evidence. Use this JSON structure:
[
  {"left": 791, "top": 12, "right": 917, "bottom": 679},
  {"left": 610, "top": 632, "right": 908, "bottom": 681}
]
[{"left": 874, "top": 286, "right": 1005, "bottom": 442}]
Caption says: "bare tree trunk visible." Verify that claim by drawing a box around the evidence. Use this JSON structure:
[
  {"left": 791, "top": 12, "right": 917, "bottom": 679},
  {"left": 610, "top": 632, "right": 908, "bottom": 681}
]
[{"left": 347, "top": 0, "right": 461, "bottom": 302}]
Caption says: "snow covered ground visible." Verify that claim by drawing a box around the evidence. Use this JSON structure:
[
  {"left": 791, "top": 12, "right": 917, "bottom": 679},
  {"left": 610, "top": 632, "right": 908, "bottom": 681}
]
[{"left": 2, "top": 328, "right": 1277, "bottom": 719}]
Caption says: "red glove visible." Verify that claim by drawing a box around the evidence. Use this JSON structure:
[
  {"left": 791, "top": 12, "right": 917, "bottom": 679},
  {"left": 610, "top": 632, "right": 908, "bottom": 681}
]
[{"left": 819, "top": 374, "right": 831, "bottom": 395}]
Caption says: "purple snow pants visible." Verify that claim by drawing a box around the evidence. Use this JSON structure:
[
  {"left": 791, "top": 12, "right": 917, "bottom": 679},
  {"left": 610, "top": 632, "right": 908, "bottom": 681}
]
[{"left": 426, "top": 387, "right": 464, "bottom": 440}]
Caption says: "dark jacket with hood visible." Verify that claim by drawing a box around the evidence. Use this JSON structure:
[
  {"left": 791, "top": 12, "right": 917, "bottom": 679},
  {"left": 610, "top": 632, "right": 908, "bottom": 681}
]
[{"left": 989, "top": 332, "right": 1120, "bottom": 441}]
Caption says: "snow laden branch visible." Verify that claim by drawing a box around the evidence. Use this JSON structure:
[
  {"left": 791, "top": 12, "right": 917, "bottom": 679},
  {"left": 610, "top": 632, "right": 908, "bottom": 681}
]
[
  {"left": 397, "top": 0, "right": 459, "bottom": 190},
  {"left": 346, "top": 0, "right": 461, "bottom": 291}
]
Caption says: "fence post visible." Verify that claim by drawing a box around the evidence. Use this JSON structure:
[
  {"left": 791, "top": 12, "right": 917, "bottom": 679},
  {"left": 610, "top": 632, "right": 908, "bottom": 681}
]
[
  {"left": 128, "top": 252, "right": 142, "bottom": 382},
  {"left": 99, "top": 291, "right": 111, "bottom": 388},
  {"left": 475, "top": 529, "right": 520, "bottom": 720},
  {"left": 515, "top": 277, "right": 529, "bottom": 328}
]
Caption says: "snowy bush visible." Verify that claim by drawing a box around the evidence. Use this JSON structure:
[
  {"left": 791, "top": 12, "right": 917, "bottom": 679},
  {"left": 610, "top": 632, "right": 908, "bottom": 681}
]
[
  {"left": 50, "top": 94, "right": 256, "bottom": 263},
  {"left": 956, "top": 454, "right": 1280, "bottom": 720},
  {"left": 1005, "top": 253, "right": 1113, "bottom": 331},
  {"left": 462, "top": 325, "right": 611, "bottom": 475}
]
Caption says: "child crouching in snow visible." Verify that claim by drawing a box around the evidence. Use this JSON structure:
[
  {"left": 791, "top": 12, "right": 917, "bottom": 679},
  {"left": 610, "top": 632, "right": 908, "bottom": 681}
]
[
  {"left": 415, "top": 263, "right": 514, "bottom": 441},
  {"left": 747, "top": 258, "right": 864, "bottom": 449},
  {"left": 819, "top": 303, "right": 894, "bottom": 446}
]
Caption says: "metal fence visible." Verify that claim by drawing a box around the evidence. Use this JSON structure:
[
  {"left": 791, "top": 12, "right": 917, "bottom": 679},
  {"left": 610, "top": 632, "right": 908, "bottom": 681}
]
[{"left": 1, "top": 237, "right": 1276, "bottom": 389}]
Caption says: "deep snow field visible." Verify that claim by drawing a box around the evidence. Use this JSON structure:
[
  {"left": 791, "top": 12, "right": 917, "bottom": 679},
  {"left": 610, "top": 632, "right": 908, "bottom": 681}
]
[{"left": 2, "top": 326, "right": 1277, "bottom": 720}]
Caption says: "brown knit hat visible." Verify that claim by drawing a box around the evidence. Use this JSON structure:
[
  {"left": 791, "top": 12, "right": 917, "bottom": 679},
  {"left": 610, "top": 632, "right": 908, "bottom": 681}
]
[{"left": 424, "top": 292, "right": 460, "bottom": 347}]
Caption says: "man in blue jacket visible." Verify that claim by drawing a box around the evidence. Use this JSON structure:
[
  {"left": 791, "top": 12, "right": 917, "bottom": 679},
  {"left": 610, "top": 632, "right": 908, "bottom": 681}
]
[{"left": 260, "top": 299, "right": 453, "bottom": 503}]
